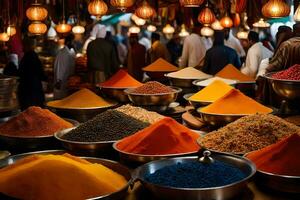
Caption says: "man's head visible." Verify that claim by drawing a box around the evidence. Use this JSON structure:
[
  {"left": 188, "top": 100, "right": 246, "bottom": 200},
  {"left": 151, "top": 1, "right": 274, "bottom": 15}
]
[
  {"left": 224, "top": 28, "right": 230, "bottom": 40},
  {"left": 90, "top": 24, "right": 106, "bottom": 39},
  {"left": 293, "top": 23, "right": 300, "bottom": 37},
  {"left": 248, "top": 31, "right": 259, "bottom": 46},
  {"left": 151, "top": 32, "right": 160, "bottom": 44},
  {"left": 22, "top": 37, "right": 36, "bottom": 52},
  {"left": 213, "top": 31, "right": 225, "bottom": 46}
]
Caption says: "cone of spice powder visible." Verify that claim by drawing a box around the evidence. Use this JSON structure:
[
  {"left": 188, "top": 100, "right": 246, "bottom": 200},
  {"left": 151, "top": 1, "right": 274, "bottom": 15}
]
[
  {"left": 116, "top": 117, "right": 200, "bottom": 155},
  {"left": 216, "top": 64, "right": 255, "bottom": 82},
  {"left": 166, "top": 67, "right": 212, "bottom": 80},
  {"left": 143, "top": 58, "right": 178, "bottom": 72}
]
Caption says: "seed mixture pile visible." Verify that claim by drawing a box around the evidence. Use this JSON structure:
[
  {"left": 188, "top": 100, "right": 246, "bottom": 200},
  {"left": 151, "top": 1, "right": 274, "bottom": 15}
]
[{"left": 131, "top": 81, "right": 174, "bottom": 94}]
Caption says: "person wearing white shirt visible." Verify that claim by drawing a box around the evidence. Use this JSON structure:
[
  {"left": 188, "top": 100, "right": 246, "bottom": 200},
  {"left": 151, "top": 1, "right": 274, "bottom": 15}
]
[
  {"left": 241, "top": 31, "right": 273, "bottom": 78},
  {"left": 224, "top": 28, "right": 246, "bottom": 58},
  {"left": 179, "top": 27, "right": 208, "bottom": 68}
]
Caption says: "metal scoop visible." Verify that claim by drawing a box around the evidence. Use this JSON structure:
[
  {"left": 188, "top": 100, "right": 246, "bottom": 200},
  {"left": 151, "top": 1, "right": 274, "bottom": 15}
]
[{"left": 199, "top": 150, "right": 214, "bottom": 164}]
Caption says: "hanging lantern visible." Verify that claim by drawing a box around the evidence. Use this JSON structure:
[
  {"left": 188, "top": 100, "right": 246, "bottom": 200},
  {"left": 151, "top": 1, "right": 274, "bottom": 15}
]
[
  {"left": 220, "top": 15, "right": 233, "bottom": 28},
  {"left": 7, "top": 25, "right": 16, "bottom": 37},
  {"left": 211, "top": 20, "right": 224, "bottom": 30},
  {"left": 253, "top": 18, "right": 270, "bottom": 28},
  {"left": 135, "top": 17, "right": 146, "bottom": 26},
  {"left": 200, "top": 26, "right": 214, "bottom": 37},
  {"left": 0, "top": 32, "right": 9, "bottom": 42},
  {"left": 88, "top": 0, "right": 108, "bottom": 19},
  {"left": 163, "top": 24, "right": 175, "bottom": 34},
  {"left": 135, "top": 0, "right": 155, "bottom": 19},
  {"left": 56, "top": 21, "right": 72, "bottom": 34},
  {"left": 147, "top": 25, "right": 157, "bottom": 32},
  {"left": 28, "top": 21, "right": 47, "bottom": 35},
  {"left": 262, "top": 0, "right": 290, "bottom": 18},
  {"left": 179, "top": 24, "right": 190, "bottom": 37},
  {"left": 233, "top": 13, "right": 240, "bottom": 27},
  {"left": 26, "top": 3, "right": 48, "bottom": 21},
  {"left": 110, "top": 0, "right": 135, "bottom": 12},
  {"left": 72, "top": 25, "right": 85, "bottom": 34},
  {"left": 198, "top": 5, "right": 216, "bottom": 25},
  {"left": 129, "top": 26, "right": 141, "bottom": 34},
  {"left": 236, "top": 30, "right": 249, "bottom": 39},
  {"left": 294, "top": 3, "right": 300, "bottom": 22},
  {"left": 180, "top": 0, "right": 204, "bottom": 7}
]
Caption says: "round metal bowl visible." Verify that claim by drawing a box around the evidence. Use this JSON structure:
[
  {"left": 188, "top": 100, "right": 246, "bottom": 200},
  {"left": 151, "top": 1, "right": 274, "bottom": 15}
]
[
  {"left": 0, "top": 150, "right": 132, "bottom": 200},
  {"left": 113, "top": 142, "right": 199, "bottom": 164},
  {"left": 99, "top": 86, "right": 131, "bottom": 103},
  {"left": 0, "top": 118, "right": 79, "bottom": 151},
  {"left": 166, "top": 74, "right": 211, "bottom": 88},
  {"left": 144, "top": 71, "right": 175, "bottom": 79},
  {"left": 133, "top": 154, "right": 256, "bottom": 200},
  {"left": 183, "top": 93, "right": 211, "bottom": 109},
  {"left": 124, "top": 87, "right": 182, "bottom": 106},
  {"left": 264, "top": 72, "right": 300, "bottom": 100},
  {"left": 54, "top": 127, "right": 116, "bottom": 156},
  {"left": 47, "top": 102, "right": 118, "bottom": 123},
  {"left": 193, "top": 79, "right": 237, "bottom": 90}
]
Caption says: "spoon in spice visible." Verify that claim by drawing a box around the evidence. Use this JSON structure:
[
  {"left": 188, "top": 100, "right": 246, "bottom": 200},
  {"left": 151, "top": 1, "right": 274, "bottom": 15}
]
[{"left": 199, "top": 150, "right": 214, "bottom": 164}]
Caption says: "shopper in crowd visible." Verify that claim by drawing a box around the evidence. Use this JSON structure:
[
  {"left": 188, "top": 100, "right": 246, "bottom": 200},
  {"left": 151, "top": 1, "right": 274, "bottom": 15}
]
[
  {"left": 241, "top": 31, "right": 273, "bottom": 78},
  {"left": 139, "top": 31, "right": 151, "bottom": 51},
  {"left": 117, "top": 37, "right": 128, "bottom": 66},
  {"left": 53, "top": 34, "right": 76, "bottom": 100},
  {"left": 148, "top": 32, "right": 170, "bottom": 63},
  {"left": 82, "top": 24, "right": 99, "bottom": 54},
  {"left": 3, "top": 54, "right": 18, "bottom": 77},
  {"left": 261, "top": 32, "right": 275, "bottom": 52},
  {"left": 166, "top": 34, "right": 182, "bottom": 66},
  {"left": 267, "top": 24, "right": 300, "bottom": 73},
  {"left": 179, "top": 26, "right": 208, "bottom": 68},
  {"left": 87, "top": 24, "right": 119, "bottom": 84},
  {"left": 202, "top": 31, "right": 241, "bottom": 75},
  {"left": 18, "top": 37, "right": 46, "bottom": 110},
  {"left": 224, "top": 28, "right": 246, "bottom": 60},
  {"left": 127, "top": 33, "right": 146, "bottom": 81}
]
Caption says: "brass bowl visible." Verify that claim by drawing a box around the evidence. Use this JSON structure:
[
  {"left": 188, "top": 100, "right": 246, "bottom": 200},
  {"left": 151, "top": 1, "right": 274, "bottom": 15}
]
[
  {"left": 124, "top": 87, "right": 182, "bottom": 106},
  {"left": 99, "top": 86, "right": 130, "bottom": 103},
  {"left": 166, "top": 74, "right": 211, "bottom": 88},
  {"left": 264, "top": 72, "right": 300, "bottom": 100},
  {"left": 0, "top": 150, "right": 132, "bottom": 200},
  {"left": 183, "top": 93, "right": 211, "bottom": 109}
]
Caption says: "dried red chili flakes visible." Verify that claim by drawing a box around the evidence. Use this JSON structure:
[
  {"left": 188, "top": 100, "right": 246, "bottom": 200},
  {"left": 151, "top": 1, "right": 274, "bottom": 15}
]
[{"left": 272, "top": 64, "right": 300, "bottom": 80}]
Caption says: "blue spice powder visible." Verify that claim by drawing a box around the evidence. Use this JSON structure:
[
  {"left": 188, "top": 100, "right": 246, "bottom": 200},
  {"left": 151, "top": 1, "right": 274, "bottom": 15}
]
[{"left": 145, "top": 160, "right": 247, "bottom": 188}]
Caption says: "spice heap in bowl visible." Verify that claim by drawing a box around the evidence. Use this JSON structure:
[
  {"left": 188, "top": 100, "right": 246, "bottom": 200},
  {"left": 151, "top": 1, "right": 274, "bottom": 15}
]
[
  {"left": 114, "top": 117, "right": 200, "bottom": 163},
  {"left": 271, "top": 64, "right": 300, "bottom": 80},
  {"left": 142, "top": 58, "right": 178, "bottom": 79},
  {"left": 246, "top": 134, "right": 300, "bottom": 193},
  {"left": 216, "top": 64, "right": 255, "bottom": 83},
  {"left": 0, "top": 153, "right": 130, "bottom": 200},
  {"left": 199, "top": 114, "right": 300, "bottom": 154},
  {"left": 98, "top": 69, "right": 143, "bottom": 102}
]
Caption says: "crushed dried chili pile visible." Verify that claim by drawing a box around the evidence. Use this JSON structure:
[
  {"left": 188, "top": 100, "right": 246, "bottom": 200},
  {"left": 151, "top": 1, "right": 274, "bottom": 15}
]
[
  {"left": 131, "top": 81, "right": 174, "bottom": 94},
  {"left": 271, "top": 64, "right": 300, "bottom": 80}
]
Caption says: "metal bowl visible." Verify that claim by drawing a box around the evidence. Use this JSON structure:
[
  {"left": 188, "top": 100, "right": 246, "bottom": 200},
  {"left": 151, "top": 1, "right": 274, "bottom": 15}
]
[
  {"left": 166, "top": 74, "right": 211, "bottom": 88},
  {"left": 47, "top": 102, "right": 118, "bottom": 123},
  {"left": 133, "top": 154, "right": 256, "bottom": 200},
  {"left": 144, "top": 71, "right": 174, "bottom": 79},
  {"left": 99, "top": 86, "right": 130, "bottom": 103},
  {"left": 0, "top": 150, "right": 132, "bottom": 200},
  {"left": 183, "top": 93, "right": 211, "bottom": 109},
  {"left": 113, "top": 142, "right": 199, "bottom": 164},
  {"left": 124, "top": 87, "right": 182, "bottom": 106},
  {"left": 54, "top": 127, "right": 116, "bottom": 156},
  {"left": 0, "top": 118, "right": 79, "bottom": 151},
  {"left": 264, "top": 72, "right": 300, "bottom": 100}
]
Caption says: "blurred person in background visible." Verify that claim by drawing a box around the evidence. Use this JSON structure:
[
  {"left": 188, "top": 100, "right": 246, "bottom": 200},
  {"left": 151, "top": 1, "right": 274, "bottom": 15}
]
[
  {"left": 224, "top": 28, "right": 246, "bottom": 62},
  {"left": 3, "top": 54, "right": 18, "bottom": 77},
  {"left": 148, "top": 32, "right": 170, "bottom": 63},
  {"left": 166, "top": 34, "right": 182, "bottom": 66}
]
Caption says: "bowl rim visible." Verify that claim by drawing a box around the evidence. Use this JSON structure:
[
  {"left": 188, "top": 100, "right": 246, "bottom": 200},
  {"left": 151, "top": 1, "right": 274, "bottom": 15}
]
[
  {"left": 124, "top": 86, "right": 182, "bottom": 96},
  {"left": 192, "top": 78, "right": 238, "bottom": 87},
  {"left": 264, "top": 72, "right": 300, "bottom": 82},
  {"left": 54, "top": 127, "right": 118, "bottom": 144},
  {"left": 183, "top": 93, "right": 213, "bottom": 104},
  {"left": 112, "top": 141, "right": 200, "bottom": 157},
  {"left": 197, "top": 108, "right": 273, "bottom": 117},
  {"left": 165, "top": 73, "right": 213, "bottom": 80},
  {"left": 46, "top": 101, "right": 118, "bottom": 110},
  {"left": 135, "top": 155, "right": 256, "bottom": 191}
]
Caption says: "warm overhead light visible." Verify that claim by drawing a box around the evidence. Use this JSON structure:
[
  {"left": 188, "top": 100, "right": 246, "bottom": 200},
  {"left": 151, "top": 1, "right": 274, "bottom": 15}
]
[
  {"left": 233, "top": 13, "right": 241, "bottom": 27},
  {"left": 135, "top": 17, "right": 146, "bottom": 26},
  {"left": 147, "top": 25, "right": 157, "bottom": 32},
  {"left": 88, "top": 0, "right": 108, "bottom": 19},
  {"left": 163, "top": 24, "right": 175, "bottom": 34},
  {"left": 28, "top": 21, "right": 47, "bottom": 35},
  {"left": 56, "top": 21, "right": 72, "bottom": 34},
  {"left": 198, "top": 3, "right": 216, "bottom": 25},
  {"left": 236, "top": 30, "right": 249, "bottom": 39},
  {"left": 200, "top": 26, "right": 214, "bottom": 37},
  {"left": 211, "top": 20, "right": 224, "bottom": 30},
  {"left": 294, "top": 3, "right": 300, "bottom": 22},
  {"left": 110, "top": 0, "right": 135, "bottom": 12},
  {"left": 253, "top": 18, "right": 270, "bottom": 28},
  {"left": 129, "top": 26, "right": 141, "bottom": 34},
  {"left": 0, "top": 32, "right": 9, "bottom": 42},
  {"left": 7, "top": 25, "right": 16, "bottom": 37},
  {"left": 179, "top": 24, "right": 190, "bottom": 37},
  {"left": 72, "top": 25, "right": 85, "bottom": 34},
  {"left": 26, "top": 2, "right": 48, "bottom": 21},
  {"left": 262, "top": 0, "right": 290, "bottom": 18},
  {"left": 135, "top": 0, "right": 155, "bottom": 19},
  {"left": 220, "top": 15, "right": 233, "bottom": 28},
  {"left": 180, "top": 0, "right": 204, "bottom": 7}
]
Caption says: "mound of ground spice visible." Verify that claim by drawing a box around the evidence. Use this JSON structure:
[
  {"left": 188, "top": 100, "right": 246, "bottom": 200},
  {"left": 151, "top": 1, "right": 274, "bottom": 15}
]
[
  {"left": 0, "top": 107, "right": 73, "bottom": 137},
  {"left": 99, "top": 69, "right": 143, "bottom": 88},
  {"left": 246, "top": 134, "right": 300, "bottom": 176},
  {"left": 166, "top": 67, "right": 211, "bottom": 80},
  {"left": 216, "top": 64, "right": 255, "bottom": 82},
  {"left": 0, "top": 154, "right": 127, "bottom": 200},
  {"left": 116, "top": 117, "right": 200, "bottom": 155},
  {"left": 62, "top": 110, "right": 149, "bottom": 142},
  {"left": 271, "top": 64, "right": 300, "bottom": 80},
  {"left": 143, "top": 58, "right": 178, "bottom": 72},
  {"left": 131, "top": 81, "right": 174, "bottom": 94},
  {"left": 199, "top": 114, "right": 300, "bottom": 154}
]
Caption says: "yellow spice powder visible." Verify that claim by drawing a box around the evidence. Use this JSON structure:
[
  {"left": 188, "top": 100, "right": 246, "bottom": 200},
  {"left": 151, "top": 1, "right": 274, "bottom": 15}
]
[
  {"left": 47, "top": 88, "right": 112, "bottom": 108},
  {"left": 189, "top": 80, "right": 233, "bottom": 102},
  {"left": 0, "top": 154, "right": 127, "bottom": 200}
]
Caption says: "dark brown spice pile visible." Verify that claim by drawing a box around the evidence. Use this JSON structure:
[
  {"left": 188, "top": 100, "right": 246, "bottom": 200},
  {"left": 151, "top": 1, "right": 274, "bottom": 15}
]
[
  {"left": 131, "top": 81, "right": 174, "bottom": 94},
  {"left": 62, "top": 110, "right": 149, "bottom": 142}
]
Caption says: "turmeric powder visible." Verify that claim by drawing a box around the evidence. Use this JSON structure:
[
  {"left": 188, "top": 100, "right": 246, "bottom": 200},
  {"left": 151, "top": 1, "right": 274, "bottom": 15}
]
[
  {"left": 201, "top": 89, "right": 273, "bottom": 114},
  {"left": 216, "top": 64, "right": 255, "bottom": 82},
  {"left": 47, "top": 88, "right": 113, "bottom": 109},
  {"left": 189, "top": 80, "right": 233, "bottom": 102},
  {"left": 143, "top": 58, "right": 178, "bottom": 72},
  {"left": 0, "top": 154, "right": 127, "bottom": 200}
]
